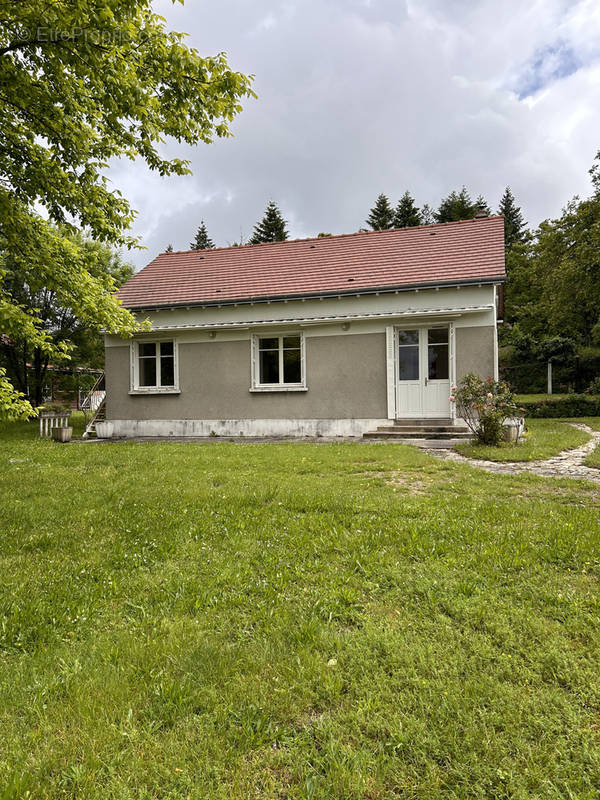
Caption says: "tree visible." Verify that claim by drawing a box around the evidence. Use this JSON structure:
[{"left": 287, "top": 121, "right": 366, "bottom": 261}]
[
  {"left": 420, "top": 203, "right": 435, "bottom": 225},
  {"left": 0, "top": 1, "right": 255, "bottom": 415},
  {"left": 249, "top": 202, "right": 288, "bottom": 244},
  {"left": 366, "top": 193, "right": 394, "bottom": 230},
  {"left": 498, "top": 187, "right": 526, "bottom": 249},
  {"left": 1, "top": 231, "right": 134, "bottom": 406},
  {"left": 190, "top": 221, "right": 215, "bottom": 250},
  {"left": 393, "top": 192, "right": 421, "bottom": 228},
  {"left": 435, "top": 187, "right": 478, "bottom": 223},
  {"left": 475, "top": 194, "right": 491, "bottom": 216}
]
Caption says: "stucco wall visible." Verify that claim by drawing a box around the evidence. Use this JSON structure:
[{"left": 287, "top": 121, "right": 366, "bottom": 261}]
[
  {"left": 105, "top": 333, "right": 388, "bottom": 421},
  {"left": 455, "top": 325, "right": 496, "bottom": 381}
]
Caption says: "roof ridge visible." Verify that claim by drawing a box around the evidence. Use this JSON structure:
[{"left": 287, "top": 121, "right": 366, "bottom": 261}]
[{"left": 157, "top": 216, "right": 504, "bottom": 257}]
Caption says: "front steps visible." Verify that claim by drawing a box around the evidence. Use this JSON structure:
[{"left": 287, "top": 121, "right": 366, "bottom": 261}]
[{"left": 363, "top": 418, "right": 472, "bottom": 441}]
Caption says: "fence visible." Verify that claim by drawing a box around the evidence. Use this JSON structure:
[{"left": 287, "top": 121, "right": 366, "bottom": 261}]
[{"left": 500, "top": 356, "right": 600, "bottom": 394}]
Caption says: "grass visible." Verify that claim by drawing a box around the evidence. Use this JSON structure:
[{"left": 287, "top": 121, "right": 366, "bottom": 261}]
[
  {"left": 455, "top": 418, "right": 592, "bottom": 462},
  {"left": 2, "top": 421, "right": 600, "bottom": 797}
]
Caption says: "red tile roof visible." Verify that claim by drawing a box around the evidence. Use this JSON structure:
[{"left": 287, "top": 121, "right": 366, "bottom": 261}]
[{"left": 118, "top": 216, "right": 505, "bottom": 309}]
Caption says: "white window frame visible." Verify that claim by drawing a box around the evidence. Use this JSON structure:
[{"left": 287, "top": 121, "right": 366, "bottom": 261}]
[
  {"left": 129, "top": 339, "right": 180, "bottom": 395},
  {"left": 250, "top": 332, "right": 307, "bottom": 392}
]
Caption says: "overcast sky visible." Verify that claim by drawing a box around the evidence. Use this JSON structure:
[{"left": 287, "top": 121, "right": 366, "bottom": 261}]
[{"left": 110, "top": 0, "right": 600, "bottom": 269}]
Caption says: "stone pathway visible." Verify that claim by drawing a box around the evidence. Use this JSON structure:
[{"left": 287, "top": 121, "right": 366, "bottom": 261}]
[{"left": 428, "top": 423, "right": 600, "bottom": 484}]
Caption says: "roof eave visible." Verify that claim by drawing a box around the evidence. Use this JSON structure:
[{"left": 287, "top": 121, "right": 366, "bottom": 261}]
[{"left": 121, "top": 274, "right": 506, "bottom": 313}]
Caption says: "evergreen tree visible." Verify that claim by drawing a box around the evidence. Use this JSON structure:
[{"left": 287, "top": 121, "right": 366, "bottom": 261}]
[
  {"left": 190, "top": 220, "right": 215, "bottom": 250},
  {"left": 249, "top": 201, "right": 288, "bottom": 244},
  {"left": 498, "top": 186, "right": 526, "bottom": 249},
  {"left": 393, "top": 191, "right": 421, "bottom": 227},
  {"left": 435, "top": 186, "right": 478, "bottom": 223},
  {"left": 366, "top": 193, "right": 394, "bottom": 230},
  {"left": 475, "top": 194, "right": 492, "bottom": 216},
  {"left": 420, "top": 203, "right": 435, "bottom": 225},
  {"left": 164, "top": 243, "right": 174, "bottom": 253}
]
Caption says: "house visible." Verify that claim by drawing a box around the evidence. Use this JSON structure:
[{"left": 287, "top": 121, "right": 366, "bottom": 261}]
[{"left": 104, "top": 216, "right": 505, "bottom": 438}]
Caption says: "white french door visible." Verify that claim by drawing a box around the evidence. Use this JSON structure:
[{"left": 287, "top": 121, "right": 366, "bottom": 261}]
[{"left": 395, "top": 326, "right": 451, "bottom": 418}]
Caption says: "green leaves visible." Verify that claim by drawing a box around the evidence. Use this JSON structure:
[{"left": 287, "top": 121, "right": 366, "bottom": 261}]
[{"left": 0, "top": 1, "right": 254, "bottom": 405}]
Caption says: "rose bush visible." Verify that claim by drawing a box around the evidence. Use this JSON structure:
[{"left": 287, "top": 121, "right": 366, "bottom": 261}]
[{"left": 451, "top": 374, "right": 521, "bottom": 446}]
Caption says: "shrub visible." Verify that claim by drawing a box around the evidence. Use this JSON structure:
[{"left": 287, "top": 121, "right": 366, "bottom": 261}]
[
  {"left": 39, "top": 401, "right": 72, "bottom": 414},
  {"left": 519, "top": 395, "right": 600, "bottom": 418},
  {"left": 586, "top": 377, "right": 600, "bottom": 395},
  {"left": 451, "top": 374, "right": 520, "bottom": 446}
]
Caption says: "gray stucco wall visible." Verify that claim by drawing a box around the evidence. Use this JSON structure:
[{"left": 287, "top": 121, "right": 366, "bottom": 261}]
[
  {"left": 455, "top": 326, "right": 496, "bottom": 381},
  {"left": 105, "top": 333, "right": 388, "bottom": 421}
]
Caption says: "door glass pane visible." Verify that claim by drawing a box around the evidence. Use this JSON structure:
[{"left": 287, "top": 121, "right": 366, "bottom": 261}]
[
  {"left": 283, "top": 348, "right": 301, "bottom": 383},
  {"left": 428, "top": 328, "right": 448, "bottom": 345},
  {"left": 160, "top": 356, "right": 175, "bottom": 386},
  {"left": 160, "top": 341, "right": 174, "bottom": 356},
  {"left": 283, "top": 336, "right": 301, "bottom": 349},
  {"left": 139, "top": 357, "right": 157, "bottom": 386},
  {"left": 260, "top": 350, "right": 279, "bottom": 383},
  {"left": 398, "top": 346, "right": 419, "bottom": 380},
  {"left": 428, "top": 344, "right": 449, "bottom": 380},
  {"left": 398, "top": 330, "right": 419, "bottom": 345}
]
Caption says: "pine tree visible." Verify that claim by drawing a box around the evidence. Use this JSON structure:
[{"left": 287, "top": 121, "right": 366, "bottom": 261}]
[
  {"left": 249, "top": 201, "right": 288, "bottom": 244},
  {"left": 435, "top": 186, "right": 478, "bottom": 223},
  {"left": 498, "top": 186, "right": 526, "bottom": 249},
  {"left": 366, "top": 193, "right": 394, "bottom": 230},
  {"left": 190, "top": 220, "right": 215, "bottom": 250},
  {"left": 420, "top": 203, "right": 435, "bottom": 225},
  {"left": 164, "top": 243, "right": 174, "bottom": 252},
  {"left": 393, "top": 191, "right": 421, "bottom": 228},
  {"left": 475, "top": 194, "right": 491, "bottom": 216}
]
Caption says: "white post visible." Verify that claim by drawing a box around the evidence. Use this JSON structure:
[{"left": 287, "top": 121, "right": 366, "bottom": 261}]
[{"left": 547, "top": 360, "right": 553, "bottom": 395}]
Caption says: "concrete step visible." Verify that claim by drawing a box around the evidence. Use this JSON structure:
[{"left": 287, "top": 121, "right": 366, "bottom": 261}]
[
  {"left": 364, "top": 430, "right": 472, "bottom": 440},
  {"left": 394, "top": 418, "right": 453, "bottom": 426},
  {"left": 377, "top": 426, "right": 467, "bottom": 434}
]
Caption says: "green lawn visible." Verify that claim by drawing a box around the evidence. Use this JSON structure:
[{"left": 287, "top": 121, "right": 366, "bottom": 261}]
[
  {"left": 515, "top": 394, "right": 600, "bottom": 403},
  {"left": 456, "top": 418, "right": 592, "bottom": 462},
  {"left": 2, "top": 422, "right": 600, "bottom": 798}
]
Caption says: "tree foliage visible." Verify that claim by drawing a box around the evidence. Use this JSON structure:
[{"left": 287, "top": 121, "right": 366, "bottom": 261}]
[
  {"left": 366, "top": 193, "right": 394, "bottom": 230},
  {"left": 435, "top": 187, "right": 479, "bottom": 223},
  {"left": 498, "top": 186, "right": 526, "bottom": 250},
  {"left": 393, "top": 191, "right": 421, "bottom": 228},
  {"left": 249, "top": 202, "right": 288, "bottom": 244},
  {"left": 1, "top": 232, "right": 133, "bottom": 406},
  {"left": 0, "top": 0, "right": 255, "bottom": 414},
  {"left": 504, "top": 153, "right": 600, "bottom": 347},
  {"left": 190, "top": 220, "right": 215, "bottom": 250}
]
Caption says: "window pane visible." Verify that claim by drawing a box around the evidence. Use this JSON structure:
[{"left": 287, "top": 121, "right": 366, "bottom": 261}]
[
  {"left": 259, "top": 337, "right": 279, "bottom": 351},
  {"left": 398, "top": 346, "right": 419, "bottom": 380},
  {"left": 139, "top": 342, "right": 156, "bottom": 358},
  {"left": 140, "top": 357, "right": 157, "bottom": 387},
  {"left": 397, "top": 330, "right": 419, "bottom": 345},
  {"left": 283, "top": 348, "right": 301, "bottom": 383},
  {"left": 283, "top": 336, "right": 301, "bottom": 349},
  {"left": 160, "top": 341, "right": 174, "bottom": 356},
  {"left": 160, "top": 356, "right": 175, "bottom": 386},
  {"left": 428, "top": 344, "right": 449, "bottom": 379},
  {"left": 260, "top": 350, "right": 279, "bottom": 383},
  {"left": 428, "top": 328, "right": 448, "bottom": 345}
]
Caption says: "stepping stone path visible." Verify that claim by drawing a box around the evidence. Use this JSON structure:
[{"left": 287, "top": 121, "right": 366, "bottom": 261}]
[{"left": 429, "top": 423, "right": 600, "bottom": 485}]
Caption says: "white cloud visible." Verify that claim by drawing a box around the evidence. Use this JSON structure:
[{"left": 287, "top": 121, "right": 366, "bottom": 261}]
[{"left": 110, "top": 0, "right": 600, "bottom": 268}]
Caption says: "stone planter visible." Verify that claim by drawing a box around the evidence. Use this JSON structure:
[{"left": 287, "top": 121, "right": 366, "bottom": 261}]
[
  {"left": 51, "top": 426, "right": 73, "bottom": 443},
  {"left": 502, "top": 417, "right": 525, "bottom": 443},
  {"left": 95, "top": 421, "right": 114, "bottom": 439}
]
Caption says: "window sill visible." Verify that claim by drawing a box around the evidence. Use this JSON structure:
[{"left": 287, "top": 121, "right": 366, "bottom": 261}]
[
  {"left": 129, "top": 388, "right": 181, "bottom": 395},
  {"left": 249, "top": 386, "right": 308, "bottom": 393}
]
